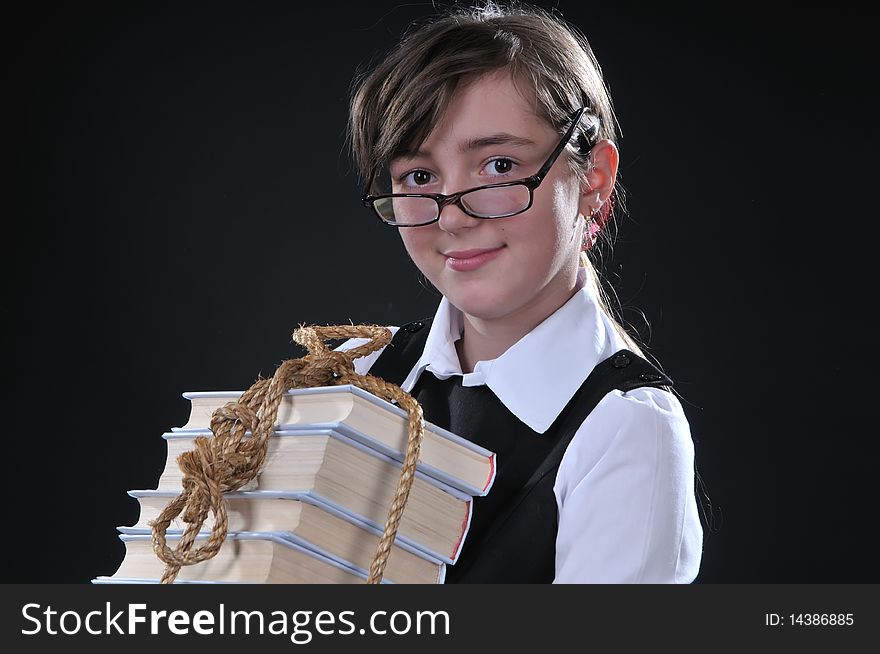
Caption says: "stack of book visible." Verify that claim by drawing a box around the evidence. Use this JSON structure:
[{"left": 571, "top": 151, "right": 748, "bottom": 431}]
[{"left": 94, "top": 384, "right": 496, "bottom": 584}]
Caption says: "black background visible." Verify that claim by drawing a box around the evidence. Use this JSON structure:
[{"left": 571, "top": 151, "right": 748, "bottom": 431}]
[{"left": 5, "top": 1, "right": 876, "bottom": 583}]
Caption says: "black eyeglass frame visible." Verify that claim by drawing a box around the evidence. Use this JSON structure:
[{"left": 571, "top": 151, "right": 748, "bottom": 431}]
[{"left": 361, "top": 106, "right": 593, "bottom": 227}]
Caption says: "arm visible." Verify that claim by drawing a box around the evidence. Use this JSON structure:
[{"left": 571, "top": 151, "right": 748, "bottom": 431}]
[{"left": 553, "top": 387, "right": 703, "bottom": 583}]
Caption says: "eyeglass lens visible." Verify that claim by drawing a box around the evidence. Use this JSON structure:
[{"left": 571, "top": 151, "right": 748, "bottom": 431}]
[{"left": 374, "top": 184, "right": 531, "bottom": 225}]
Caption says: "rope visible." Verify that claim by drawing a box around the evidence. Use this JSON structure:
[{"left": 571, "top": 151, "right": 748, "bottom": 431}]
[{"left": 149, "top": 324, "right": 425, "bottom": 585}]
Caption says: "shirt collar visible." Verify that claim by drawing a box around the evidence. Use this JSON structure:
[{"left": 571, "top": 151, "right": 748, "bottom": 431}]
[{"left": 399, "top": 269, "right": 628, "bottom": 434}]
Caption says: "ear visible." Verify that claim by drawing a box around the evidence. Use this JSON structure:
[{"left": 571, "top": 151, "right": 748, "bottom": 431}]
[{"left": 578, "top": 139, "right": 619, "bottom": 217}]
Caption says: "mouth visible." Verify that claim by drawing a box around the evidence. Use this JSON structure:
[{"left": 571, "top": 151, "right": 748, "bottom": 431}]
[{"left": 442, "top": 246, "right": 505, "bottom": 272}]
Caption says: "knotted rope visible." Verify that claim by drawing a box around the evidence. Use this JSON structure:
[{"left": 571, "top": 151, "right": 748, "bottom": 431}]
[{"left": 149, "top": 324, "right": 425, "bottom": 585}]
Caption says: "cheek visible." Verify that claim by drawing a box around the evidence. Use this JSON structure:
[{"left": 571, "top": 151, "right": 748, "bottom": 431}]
[
  {"left": 552, "top": 177, "right": 580, "bottom": 220},
  {"left": 548, "top": 180, "right": 581, "bottom": 244},
  {"left": 398, "top": 230, "right": 435, "bottom": 265}
]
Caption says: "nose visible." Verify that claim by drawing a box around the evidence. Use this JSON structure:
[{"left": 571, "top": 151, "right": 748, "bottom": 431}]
[{"left": 436, "top": 197, "right": 480, "bottom": 234}]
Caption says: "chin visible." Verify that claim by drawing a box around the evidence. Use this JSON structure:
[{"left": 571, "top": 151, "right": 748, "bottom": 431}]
[{"left": 445, "top": 291, "right": 514, "bottom": 321}]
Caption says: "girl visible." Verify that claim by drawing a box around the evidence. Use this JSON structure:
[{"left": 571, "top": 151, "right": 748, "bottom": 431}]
[{"left": 338, "top": 2, "right": 703, "bottom": 583}]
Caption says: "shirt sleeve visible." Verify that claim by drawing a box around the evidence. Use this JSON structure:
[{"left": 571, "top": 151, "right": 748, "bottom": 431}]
[
  {"left": 553, "top": 387, "right": 703, "bottom": 583},
  {"left": 332, "top": 326, "right": 399, "bottom": 376}
]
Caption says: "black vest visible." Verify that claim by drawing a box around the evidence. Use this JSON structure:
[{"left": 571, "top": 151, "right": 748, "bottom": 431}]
[{"left": 367, "top": 317, "right": 673, "bottom": 583}]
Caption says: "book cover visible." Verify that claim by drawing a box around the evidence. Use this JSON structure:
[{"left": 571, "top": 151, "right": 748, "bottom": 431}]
[
  {"left": 156, "top": 428, "right": 472, "bottom": 564},
  {"left": 123, "top": 489, "right": 446, "bottom": 584},
  {"left": 174, "top": 384, "right": 496, "bottom": 496},
  {"left": 95, "top": 532, "right": 392, "bottom": 584}
]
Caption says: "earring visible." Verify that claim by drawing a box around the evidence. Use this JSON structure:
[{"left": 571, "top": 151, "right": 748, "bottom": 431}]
[{"left": 582, "top": 213, "right": 599, "bottom": 250}]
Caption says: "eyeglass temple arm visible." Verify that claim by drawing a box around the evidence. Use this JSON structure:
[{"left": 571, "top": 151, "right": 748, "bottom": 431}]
[{"left": 530, "top": 106, "right": 590, "bottom": 183}]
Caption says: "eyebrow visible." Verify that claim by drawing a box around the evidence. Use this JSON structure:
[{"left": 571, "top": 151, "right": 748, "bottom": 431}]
[{"left": 395, "top": 132, "right": 538, "bottom": 162}]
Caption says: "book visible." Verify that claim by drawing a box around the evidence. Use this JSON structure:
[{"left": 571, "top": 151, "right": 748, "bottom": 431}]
[
  {"left": 121, "top": 489, "right": 445, "bottom": 584},
  {"left": 174, "top": 384, "right": 495, "bottom": 496},
  {"left": 156, "top": 427, "right": 472, "bottom": 564},
  {"left": 95, "top": 532, "right": 390, "bottom": 584}
]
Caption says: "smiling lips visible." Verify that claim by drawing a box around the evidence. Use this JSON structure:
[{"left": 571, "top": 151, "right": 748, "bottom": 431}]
[{"left": 443, "top": 246, "right": 505, "bottom": 271}]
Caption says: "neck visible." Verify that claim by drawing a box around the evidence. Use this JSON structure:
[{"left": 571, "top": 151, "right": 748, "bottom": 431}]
[{"left": 454, "top": 266, "right": 586, "bottom": 374}]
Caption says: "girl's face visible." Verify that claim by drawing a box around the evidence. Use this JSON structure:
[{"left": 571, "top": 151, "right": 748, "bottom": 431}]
[{"left": 391, "top": 71, "right": 588, "bottom": 329}]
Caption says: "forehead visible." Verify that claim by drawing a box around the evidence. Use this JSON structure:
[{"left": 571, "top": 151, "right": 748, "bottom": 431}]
[{"left": 403, "top": 71, "right": 555, "bottom": 159}]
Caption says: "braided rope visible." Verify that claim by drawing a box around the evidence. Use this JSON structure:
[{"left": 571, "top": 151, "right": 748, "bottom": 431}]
[{"left": 149, "top": 324, "right": 425, "bottom": 584}]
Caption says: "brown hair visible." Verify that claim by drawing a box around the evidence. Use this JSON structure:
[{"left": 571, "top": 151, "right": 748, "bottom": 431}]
[{"left": 348, "top": 1, "right": 646, "bottom": 354}]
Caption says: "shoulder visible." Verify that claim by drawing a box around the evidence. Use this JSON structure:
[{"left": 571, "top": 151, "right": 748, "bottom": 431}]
[
  {"left": 598, "top": 385, "right": 690, "bottom": 435},
  {"left": 333, "top": 326, "right": 401, "bottom": 375},
  {"left": 555, "top": 386, "right": 694, "bottom": 501}
]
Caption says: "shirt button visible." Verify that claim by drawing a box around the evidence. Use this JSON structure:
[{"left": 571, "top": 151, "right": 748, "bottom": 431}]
[{"left": 612, "top": 353, "right": 631, "bottom": 368}]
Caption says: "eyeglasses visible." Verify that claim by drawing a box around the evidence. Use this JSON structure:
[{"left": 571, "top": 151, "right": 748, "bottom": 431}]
[{"left": 362, "top": 106, "right": 596, "bottom": 227}]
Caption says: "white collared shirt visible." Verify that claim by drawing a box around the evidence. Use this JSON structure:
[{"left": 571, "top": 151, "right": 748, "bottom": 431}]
[{"left": 337, "top": 276, "right": 704, "bottom": 583}]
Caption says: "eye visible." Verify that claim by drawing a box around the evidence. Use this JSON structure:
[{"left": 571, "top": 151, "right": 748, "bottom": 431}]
[
  {"left": 485, "top": 158, "right": 516, "bottom": 176},
  {"left": 400, "top": 169, "right": 434, "bottom": 187},
  {"left": 412, "top": 170, "right": 432, "bottom": 185}
]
